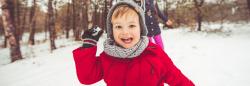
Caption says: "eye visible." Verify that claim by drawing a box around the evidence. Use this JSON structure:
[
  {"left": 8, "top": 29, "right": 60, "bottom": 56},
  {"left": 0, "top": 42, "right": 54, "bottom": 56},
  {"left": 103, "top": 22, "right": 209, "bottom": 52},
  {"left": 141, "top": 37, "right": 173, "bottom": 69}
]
[
  {"left": 129, "top": 25, "right": 136, "bottom": 28},
  {"left": 114, "top": 25, "right": 122, "bottom": 29}
]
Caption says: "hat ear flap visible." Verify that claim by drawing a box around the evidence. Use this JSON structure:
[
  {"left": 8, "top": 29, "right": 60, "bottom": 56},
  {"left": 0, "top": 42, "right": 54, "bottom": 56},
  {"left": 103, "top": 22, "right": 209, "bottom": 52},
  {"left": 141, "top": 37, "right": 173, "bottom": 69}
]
[
  {"left": 138, "top": 12, "right": 147, "bottom": 36},
  {"left": 139, "top": 15, "right": 143, "bottom": 36}
]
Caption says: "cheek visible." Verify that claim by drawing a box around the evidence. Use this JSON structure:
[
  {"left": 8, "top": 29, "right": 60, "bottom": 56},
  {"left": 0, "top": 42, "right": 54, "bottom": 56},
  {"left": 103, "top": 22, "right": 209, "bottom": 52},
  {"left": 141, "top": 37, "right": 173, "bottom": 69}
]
[
  {"left": 131, "top": 28, "right": 141, "bottom": 43},
  {"left": 112, "top": 30, "right": 120, "bottom": 41},
  {"left": 134, "top": 28, "right": 141, "bottom": 37}
]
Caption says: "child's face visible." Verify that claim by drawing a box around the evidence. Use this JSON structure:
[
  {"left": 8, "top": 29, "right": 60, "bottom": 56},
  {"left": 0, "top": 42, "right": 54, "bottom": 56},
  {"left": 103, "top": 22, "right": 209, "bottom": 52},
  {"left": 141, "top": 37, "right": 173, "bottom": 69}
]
[{"left": 112, "top": 11, "right": 141, "bottom": 49}]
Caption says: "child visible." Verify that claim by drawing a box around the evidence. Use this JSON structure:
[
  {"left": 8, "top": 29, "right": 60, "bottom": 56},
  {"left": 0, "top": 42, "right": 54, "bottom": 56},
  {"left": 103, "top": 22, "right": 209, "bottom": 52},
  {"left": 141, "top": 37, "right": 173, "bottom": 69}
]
[
  {"left": 73, "top": 1, "right": 194, "bottom": 86},
  {"left": 134, "top": 0, "right": 173, "bottom": 49},
  {"left": 114, "top": 0, "right": 173, "bottom": 49}
]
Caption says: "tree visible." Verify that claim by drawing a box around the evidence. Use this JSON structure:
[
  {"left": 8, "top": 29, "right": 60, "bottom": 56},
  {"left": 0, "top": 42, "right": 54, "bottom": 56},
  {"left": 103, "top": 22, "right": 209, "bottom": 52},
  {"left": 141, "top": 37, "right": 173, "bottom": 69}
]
[
  {"left": 48, "top": 0, "right": 57, "bottom": 51},
  {"left": 87, "top": 0, "right": 95, "bottom": 30},
  {"left": 93, "top": 0, "right": 98, "bottom": 27},
  {"left": 0, "top": 16, "right": 7, "bottom": 48},
  {"left": 216, "top": 0, "right": 228, "bottom": 29},
  {"left": 97, "top": 0, "right": 105, "bottom": 30},
  {"left": 4, "top": 34, "right": 7, "bottom": 48},
  {"left": 103, "top": 0, "right": 109, "bottom": 31},
  {"left": 175, "top": 0, "right": 189, "bottom": 26},
  {"left": 20, "top": 0, "right": 28, "bottom": 40},
  {"left": 247, "top": 0, "right": 250, "bottom": 16},
  {"left": 1, "top": 0, "right": 23, "bottom": 62},
  {"left": 72, "top": 0, "right": 77, "bottom": 40},
  {"left": 81, "top": 0, "right": 88, "bottom": 32},
  {"left": 71, "top": 0, "right": 87, "bottom": 41},
  {"left": 65, "top": 0, "right": 71, "bottom": 38},
  {"left": 28, "top": 0, "right": 37, "bottom": 45},
  {"left": 72, "top": 0, "right": 78, "bottom": 40},
  {"left": 13, "top": 0, "right": 22, "bottom": 41},
  {"left": 193, "top": 0, "right": 204, "bottom": 31},
  {"left": 75, "top": 0, "right": 83, "bottom": 41}
]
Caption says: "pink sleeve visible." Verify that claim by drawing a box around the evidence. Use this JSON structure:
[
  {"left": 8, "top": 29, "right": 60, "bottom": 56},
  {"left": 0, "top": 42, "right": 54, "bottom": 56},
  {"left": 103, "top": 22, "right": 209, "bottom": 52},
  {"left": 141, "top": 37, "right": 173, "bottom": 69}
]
[{"left": 72, "top": 46, "right": 103, "bottom": 85}]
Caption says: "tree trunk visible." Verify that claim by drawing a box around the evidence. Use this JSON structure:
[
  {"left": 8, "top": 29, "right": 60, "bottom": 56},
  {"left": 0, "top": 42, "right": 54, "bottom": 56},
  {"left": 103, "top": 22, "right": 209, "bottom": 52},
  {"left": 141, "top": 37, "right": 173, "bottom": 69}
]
[
  {"left": 247, "top": 0, "right": 250, "bottom": 11},
  {"left": 54, "top": 1, "right": 58, "bottom": 20},
  {"left": 4, "top": 36, "right": 7, "bottom": 48},
  {"left": 72, "top": 0, "right": 77, "bottom": 40},
  {"left": 44, "top": 13, "right": 48, "bottom": 40},
  {"left": 87, "top": 0, "right": 94, "bottom": 29},
  {"left": 82, "top": 1, "right": 88, "bottom": 31},
  {"left": 70, "top": 0, "right": 82, "bottom": 41},
  {"left": 103, "top": 0, "right": 108, "bottom": 32},
  {"left": 197, "top": 11, "right": 202, "bottom": 31},
  {"left": 20, "top": 0, "right": 28, "bottom": 39},
  {"left": 65, "top": 0, "right": 71, "bottom": 39},
  {"left": 93, "top": 2, "right": 98, "bottom": 27},
  {"left": 0, "top": 17, "right": 7, "bottom": 48},
  {"left": 2, "top": 26, "right": 7, "bottom": 48},
  {"left": 1, "top": 0, "right": 23, "bottom": 62},
  {"left": 28, "top": 0, "right": 37, "bottom": 45},
  {"left": 194, "top": 0, "right": 204, "bottom": 31},
  {"left": 28, "top": 20, "right": 36, "bottom": 45},
  {"left": 14, "top": 0, "right": 22, "bottom": 41},
  {"left": 75, "top": 0, "right": 81, "bottom": 41},
  {"left": 99, "top": 10, "right": 104, "bottom": 29},
  {"left": 247, "top": 0, "right": 250, "bottom": 17},
  {"left": 48, "top": 0, "right": 57, "bottom": 51},
  {"left": 217, "top": 0, "right": 227, "bottom": 29}
]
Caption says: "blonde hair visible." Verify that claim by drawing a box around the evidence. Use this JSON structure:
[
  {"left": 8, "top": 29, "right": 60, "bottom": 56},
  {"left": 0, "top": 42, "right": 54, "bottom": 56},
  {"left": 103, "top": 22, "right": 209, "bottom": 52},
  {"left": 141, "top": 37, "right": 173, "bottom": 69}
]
[{"left": 111, "top": 5, "right": 138, "bottom": 21}]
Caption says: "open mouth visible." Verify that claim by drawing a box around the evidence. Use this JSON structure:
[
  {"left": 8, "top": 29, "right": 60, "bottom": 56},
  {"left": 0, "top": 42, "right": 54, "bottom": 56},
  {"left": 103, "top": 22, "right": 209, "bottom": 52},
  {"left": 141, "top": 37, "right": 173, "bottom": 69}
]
[{"left": 121, "top": 38, "right": 133, "bottom": 44}]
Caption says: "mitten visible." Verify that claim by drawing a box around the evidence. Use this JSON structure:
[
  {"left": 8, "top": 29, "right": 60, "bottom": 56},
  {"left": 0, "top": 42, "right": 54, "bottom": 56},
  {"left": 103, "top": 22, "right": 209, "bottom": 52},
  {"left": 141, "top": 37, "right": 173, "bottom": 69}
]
[
  {"left": 165, "top": 19, "right": 173, "bottom": 28},
  {"left": 81, "top": 26, "right": 104, "bottom": 48}
]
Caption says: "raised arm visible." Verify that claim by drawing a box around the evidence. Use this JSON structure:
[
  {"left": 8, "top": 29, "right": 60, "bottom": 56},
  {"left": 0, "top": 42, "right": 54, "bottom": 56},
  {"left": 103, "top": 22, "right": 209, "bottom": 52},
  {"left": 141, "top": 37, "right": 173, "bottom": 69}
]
[
  {"left": 72, "top": 26, "right": 104, "bottom": 85},
  {"left": 154, "top": 1, "right": 168, "bottom": 22},
  {"left": 73, "top": 47, "right": 103, "bottom": 84}
]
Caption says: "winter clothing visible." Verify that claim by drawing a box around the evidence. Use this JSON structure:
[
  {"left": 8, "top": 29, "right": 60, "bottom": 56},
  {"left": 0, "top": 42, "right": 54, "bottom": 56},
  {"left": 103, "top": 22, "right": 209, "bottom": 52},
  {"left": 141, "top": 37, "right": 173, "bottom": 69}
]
[
  {"left": 144, "top": 0, "right": 168, "bottom": 37},
  {"left": 104, "top": 36, "right": 149, "bottom": 58},
  {"left": 73, "top": 42, "right": 194, "bottom": 86},
  {"left": 81, "top": 25, "right": 104, "bottom": 48},
  {"left": 111, "top": 0, "right": 167, "bottom": 37},
  {"left": 106, "top": 1, "right": 148, "bottom": 39},
  {"left": 133, "top": 0, "right": 167, "bottom": 49},
  {"left": 148, "top": 34, "right": 164, "bottom": 49},
  {"left": 104, "top": 1, "right": 150, "bottom": 59},
  {"left": 73, "top": 1, "right": 194, "bottom": 86}
]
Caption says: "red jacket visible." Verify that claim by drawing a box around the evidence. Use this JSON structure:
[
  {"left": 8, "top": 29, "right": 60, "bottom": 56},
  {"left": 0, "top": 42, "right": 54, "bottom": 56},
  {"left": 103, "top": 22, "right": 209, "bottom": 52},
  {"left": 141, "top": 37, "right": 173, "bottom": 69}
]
[{"left": 73, "top": 42, "right": 194, "bottom": 86}]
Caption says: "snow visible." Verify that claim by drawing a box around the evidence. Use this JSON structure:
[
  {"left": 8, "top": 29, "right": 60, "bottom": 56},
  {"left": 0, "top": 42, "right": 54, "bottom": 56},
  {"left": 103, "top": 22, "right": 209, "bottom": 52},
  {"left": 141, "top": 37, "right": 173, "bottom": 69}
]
[
  {"left": 1, "top": 23, "right": 250, "bottom": 86},
  {"left": 162, "top": 23, "right": 250, "bottom": 86}
]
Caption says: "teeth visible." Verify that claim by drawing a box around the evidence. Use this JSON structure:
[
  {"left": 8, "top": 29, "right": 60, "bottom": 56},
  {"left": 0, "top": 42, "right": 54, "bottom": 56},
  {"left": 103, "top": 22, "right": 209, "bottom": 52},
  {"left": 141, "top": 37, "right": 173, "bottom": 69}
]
[{"left": 121, "top": 38, "right": 132, "bottom": 43}]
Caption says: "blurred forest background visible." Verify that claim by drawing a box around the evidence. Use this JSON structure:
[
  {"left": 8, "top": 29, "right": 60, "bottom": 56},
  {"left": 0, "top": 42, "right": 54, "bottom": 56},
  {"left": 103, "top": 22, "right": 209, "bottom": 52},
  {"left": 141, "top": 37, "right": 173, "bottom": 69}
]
[{"left": 0, "top": 0, "right": 250, "bottom": 62}]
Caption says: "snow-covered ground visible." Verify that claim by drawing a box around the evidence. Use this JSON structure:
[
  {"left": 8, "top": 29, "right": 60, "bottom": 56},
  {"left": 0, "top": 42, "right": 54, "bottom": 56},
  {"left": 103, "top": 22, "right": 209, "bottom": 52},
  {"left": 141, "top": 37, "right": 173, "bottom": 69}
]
[{"left": 0, "top": 23, "right": 250, "bottom": 86}]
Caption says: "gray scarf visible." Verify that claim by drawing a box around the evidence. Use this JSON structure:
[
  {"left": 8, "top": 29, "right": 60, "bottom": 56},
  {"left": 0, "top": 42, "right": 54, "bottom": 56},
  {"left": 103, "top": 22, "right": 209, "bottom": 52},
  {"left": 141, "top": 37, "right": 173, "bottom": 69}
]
[{"left": 104, "top": 36, "right": 149, "bottom": 58}]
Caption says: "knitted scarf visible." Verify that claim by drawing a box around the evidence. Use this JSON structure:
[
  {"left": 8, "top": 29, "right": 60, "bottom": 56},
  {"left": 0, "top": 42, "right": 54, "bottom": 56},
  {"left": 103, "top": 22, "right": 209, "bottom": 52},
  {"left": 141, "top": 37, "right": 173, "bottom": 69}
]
[{"left": 104, "top": 36, "right": 149, "bottom": 58}]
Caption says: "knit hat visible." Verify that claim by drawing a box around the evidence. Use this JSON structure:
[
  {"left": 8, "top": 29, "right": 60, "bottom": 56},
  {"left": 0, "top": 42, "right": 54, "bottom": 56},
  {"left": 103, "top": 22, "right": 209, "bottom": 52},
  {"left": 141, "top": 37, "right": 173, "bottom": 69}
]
[{"left": 106, "top": 1, "right": 148, "bottom": 39}]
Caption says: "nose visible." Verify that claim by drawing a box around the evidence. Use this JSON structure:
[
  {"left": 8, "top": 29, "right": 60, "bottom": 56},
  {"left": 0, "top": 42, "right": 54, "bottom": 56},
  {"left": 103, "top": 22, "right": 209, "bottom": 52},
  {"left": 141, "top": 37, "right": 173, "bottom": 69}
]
[{"left": 121, "top": 28, "right": 129, "bottom": 35}]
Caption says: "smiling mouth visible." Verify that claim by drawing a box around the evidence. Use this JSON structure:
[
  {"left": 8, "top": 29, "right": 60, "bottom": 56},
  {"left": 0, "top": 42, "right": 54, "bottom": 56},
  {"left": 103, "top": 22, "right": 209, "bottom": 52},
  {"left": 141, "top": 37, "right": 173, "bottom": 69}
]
[{"left": 121, "top": 38, "right": 133, "bottom": 44}]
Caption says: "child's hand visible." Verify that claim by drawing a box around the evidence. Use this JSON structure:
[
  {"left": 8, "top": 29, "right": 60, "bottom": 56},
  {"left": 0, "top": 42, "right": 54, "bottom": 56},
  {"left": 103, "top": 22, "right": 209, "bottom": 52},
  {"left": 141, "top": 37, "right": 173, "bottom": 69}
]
[
  {"left": 165, "top": 20, "right": 173, "bottom": 28},
  {"left": 81, "top": 26, "right": 104, "bottom": 48}
]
